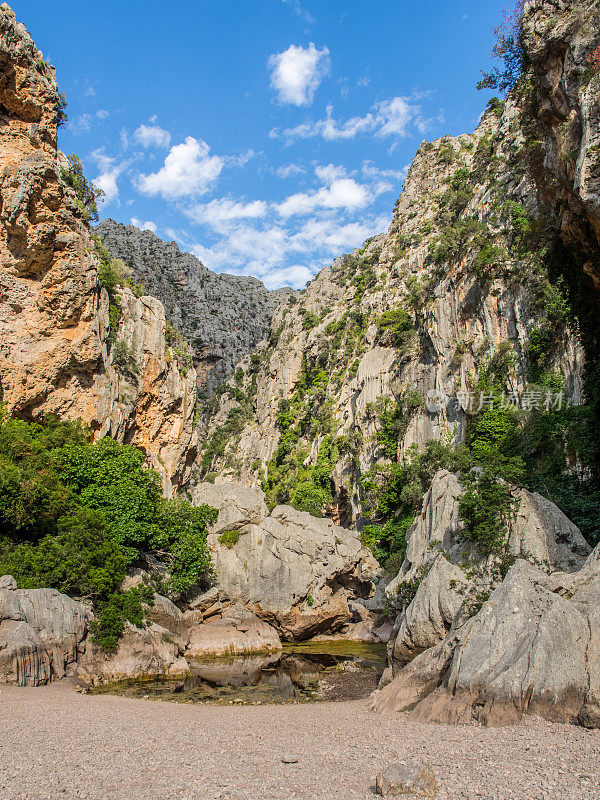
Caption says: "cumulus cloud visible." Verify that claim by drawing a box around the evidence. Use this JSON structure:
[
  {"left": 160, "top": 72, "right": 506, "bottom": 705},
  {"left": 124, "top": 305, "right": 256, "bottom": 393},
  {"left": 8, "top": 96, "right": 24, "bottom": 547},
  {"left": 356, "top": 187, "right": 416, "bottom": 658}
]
[
  {"left": 186, "top": 198, "right": 268, "bottom": 229},
  {"left": 136, "top": 137, "right": 223, "bottom": 199},
  {"left": 274, "top": 96, "right": 423, "bottom": 142},
  {"left": 91, "top": 149, "right": 126, "bottom": 206},
  {"left": 130, "top": 216, "right": 157, "bottom": 233},
  {"left": 269, "top": 43, "right": 330, "bottom": 106},
  {"left": 133, "top": 123, "right": 171, "bottom": 148},
  {"left": 276, "top": 177, "right": 368, "bottom": 218}
]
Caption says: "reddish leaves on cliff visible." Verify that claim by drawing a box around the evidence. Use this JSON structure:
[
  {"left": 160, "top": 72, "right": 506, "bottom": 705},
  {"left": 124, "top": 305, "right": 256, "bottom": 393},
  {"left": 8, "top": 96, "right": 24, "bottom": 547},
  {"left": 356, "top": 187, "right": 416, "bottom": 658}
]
[
  {"left": 478, "top": 0, "right": 527, "bottom": 94},
  {"left": 588, "top": 45, "right": 600, "bottom": 72}
]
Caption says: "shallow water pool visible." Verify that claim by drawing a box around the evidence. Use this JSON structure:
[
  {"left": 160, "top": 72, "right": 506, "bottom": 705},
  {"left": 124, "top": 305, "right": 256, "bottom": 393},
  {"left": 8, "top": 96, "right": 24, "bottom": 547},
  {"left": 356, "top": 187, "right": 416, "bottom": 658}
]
[{"left": 91, "top": 640, "right": 387, "bottom": 705}]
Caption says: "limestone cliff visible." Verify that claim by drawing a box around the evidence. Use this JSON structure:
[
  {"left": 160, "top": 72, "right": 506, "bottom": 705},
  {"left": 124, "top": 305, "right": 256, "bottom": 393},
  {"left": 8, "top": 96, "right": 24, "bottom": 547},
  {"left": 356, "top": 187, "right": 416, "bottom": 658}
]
[
  {"left": 198, "top": 50, "right": 588, "bottom": 522},
  {"left": 0, "top": 4, "right": 196, "bottom": 491},
  {"left": 96, "top": 219, "right": 291, "bottom": 393}
]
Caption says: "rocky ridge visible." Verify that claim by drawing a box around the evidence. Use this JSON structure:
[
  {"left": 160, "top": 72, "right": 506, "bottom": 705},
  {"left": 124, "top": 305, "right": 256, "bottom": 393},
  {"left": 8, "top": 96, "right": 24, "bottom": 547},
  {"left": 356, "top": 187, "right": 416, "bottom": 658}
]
[{"left": 96, "top": 219, "right": 291, "bottom": 394}]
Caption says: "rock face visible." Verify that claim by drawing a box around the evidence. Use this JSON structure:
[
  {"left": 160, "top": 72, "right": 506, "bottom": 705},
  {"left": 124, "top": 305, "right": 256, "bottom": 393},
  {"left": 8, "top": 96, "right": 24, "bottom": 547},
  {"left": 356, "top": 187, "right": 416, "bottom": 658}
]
[
  {"left": 0, "top": 578, "right": 89, "bottom": 686},
  {"left": 371, "top": 474, "right": 599, "bottom": 727},
  {"left": 522, "top": 0, "right": 600, "bottom": 285},
  {"left": 0, "top": 5, "right": 197, "bottom": 492},
  {"left": 96, "top": 220, "right": 291, "bottom": 393},
  {"left": 195, "top": 483, "right": 380, "bottom": 640},
  {"left": 81, "top": 620, "right": 190, "bottom": 685}
]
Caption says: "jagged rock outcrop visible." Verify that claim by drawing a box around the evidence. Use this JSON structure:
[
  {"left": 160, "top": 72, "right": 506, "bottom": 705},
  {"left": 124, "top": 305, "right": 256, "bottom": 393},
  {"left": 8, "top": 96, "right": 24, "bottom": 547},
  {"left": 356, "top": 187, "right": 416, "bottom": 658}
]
[
  {"left": 193, "top": 483, "right": 381, "bottom": 640},
  {"left": 96, "top": 220, "right": 291, "bottom": 393},
  {"left": 385, "top": 470, "right": 591, "bottom": 670},
  {"left": 373, "top": 547, "right": 600, "bottom": 728},
  {"left": 0, "top": 577, "right": 89, "bottom": 686},
  {"left": 370, "top": 471, "right": 598, "bottom": 727},
  {"left": 0, "top": 5, "right": 197, "bottom": 491}
]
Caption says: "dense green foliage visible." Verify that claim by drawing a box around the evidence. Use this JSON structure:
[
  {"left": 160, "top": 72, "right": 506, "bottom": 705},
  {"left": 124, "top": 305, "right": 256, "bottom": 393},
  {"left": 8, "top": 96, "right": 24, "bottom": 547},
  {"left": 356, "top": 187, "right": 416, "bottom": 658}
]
[
  {"left": 60, "top": 154, "right": 104, "bottom": 222},
  {"left": 0, "top": 413, "right": 215, "bottom": 649}
]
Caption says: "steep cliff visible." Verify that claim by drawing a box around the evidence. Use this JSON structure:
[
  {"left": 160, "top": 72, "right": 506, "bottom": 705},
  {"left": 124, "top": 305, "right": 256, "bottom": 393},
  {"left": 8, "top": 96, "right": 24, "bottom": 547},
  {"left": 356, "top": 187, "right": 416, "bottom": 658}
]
[
  {"left": 0, "top": 4, "right": 197, "bottom": 491},
  {"left": 96, "top": 220, "right": 291, "bottom": 393},
  {"left": 198, "top": 75, "right": 585, "bottom": 526}
]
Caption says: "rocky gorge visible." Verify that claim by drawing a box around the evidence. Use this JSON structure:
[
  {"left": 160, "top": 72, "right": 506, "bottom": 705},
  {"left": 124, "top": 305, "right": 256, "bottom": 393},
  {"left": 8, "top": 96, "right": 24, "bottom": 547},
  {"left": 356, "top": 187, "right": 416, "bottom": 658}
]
[{"left": 0, "top": 0, "right": 599, "bottom": 769}]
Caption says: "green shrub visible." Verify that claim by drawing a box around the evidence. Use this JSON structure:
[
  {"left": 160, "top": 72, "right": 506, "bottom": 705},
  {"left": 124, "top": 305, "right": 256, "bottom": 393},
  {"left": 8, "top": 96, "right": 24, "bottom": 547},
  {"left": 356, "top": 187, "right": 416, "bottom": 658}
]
[
  {"left": 218, "top": 529, "right": 240, "bottom": 549},
  {"left": 458, "top": 469, "right": 513, "bottom": 555},
  {"left": 376, "top": 309, "right": 414, "bottom": 348},
  {"left": 90, "top": 585, "right": 154, "bottom": 654},
  {"left": 61, "top": 154, "right": 103, "bottom": 222},
  {"left": 0, "top": 413, "right": 216, "bottom": 650},
  {"left": 112, "top": 339, "right": 138, "bottom": 375}
]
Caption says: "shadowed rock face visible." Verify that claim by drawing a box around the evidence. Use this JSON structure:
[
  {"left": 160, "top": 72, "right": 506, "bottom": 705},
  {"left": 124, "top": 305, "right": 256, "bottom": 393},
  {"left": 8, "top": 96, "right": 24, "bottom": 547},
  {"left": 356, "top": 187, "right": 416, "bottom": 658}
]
[
  {"left": 373, "top": 549, "right": 600, "bottom": 728},
  {"left": 0, "top": 580, "right": 89, "bottom": 686},
  {"left": 95, "top": 220, "right": 292, "bottom": 394}
]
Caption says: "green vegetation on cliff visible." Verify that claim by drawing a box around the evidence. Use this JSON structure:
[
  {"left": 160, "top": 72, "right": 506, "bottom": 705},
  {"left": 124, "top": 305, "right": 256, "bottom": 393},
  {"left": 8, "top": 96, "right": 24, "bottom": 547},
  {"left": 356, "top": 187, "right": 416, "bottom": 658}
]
[{"left": 0, "top": 411, "right": 216, "bottom": 651}]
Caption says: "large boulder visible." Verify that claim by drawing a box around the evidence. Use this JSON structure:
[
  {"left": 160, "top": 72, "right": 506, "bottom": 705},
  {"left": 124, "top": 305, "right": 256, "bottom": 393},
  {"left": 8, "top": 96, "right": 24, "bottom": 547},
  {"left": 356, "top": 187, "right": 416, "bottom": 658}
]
[
  {"left": 186, "top": 605, "right": 281, "bottom": 659},
  {"left": 0, "top": 578, "right": 89, "bottom": 686},
  {"left": 385, "top": 471, "right": 591, "bottom": 670},
  {"left": 81, "top": 621, "right": 190, "bottom": 685},
  {"left": 206, "top": 497, "right": 380, "bottom": 640},
  {"left": 372, "top": 547, "right": 600, "bottom": 727}
]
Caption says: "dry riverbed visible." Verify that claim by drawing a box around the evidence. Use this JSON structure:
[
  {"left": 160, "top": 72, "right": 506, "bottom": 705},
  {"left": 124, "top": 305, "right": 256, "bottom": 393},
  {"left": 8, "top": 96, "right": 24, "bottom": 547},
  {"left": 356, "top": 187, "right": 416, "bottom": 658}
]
[{"left": 0, "top": 682, "right": 598, "bottom": 800}]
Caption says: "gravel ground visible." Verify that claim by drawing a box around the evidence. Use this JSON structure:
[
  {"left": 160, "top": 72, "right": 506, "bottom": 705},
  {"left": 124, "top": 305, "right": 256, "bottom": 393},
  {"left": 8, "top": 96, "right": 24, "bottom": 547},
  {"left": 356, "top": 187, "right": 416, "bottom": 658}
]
[{"left": 0, "top": 682, "right": 598, "bottom": 800}]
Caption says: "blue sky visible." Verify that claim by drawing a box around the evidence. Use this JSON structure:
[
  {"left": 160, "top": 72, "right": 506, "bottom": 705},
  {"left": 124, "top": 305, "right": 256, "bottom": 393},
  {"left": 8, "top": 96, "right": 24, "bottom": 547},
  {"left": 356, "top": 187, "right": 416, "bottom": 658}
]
[{"left": 13, "top": 0, "right": 508, "bottom": 289}]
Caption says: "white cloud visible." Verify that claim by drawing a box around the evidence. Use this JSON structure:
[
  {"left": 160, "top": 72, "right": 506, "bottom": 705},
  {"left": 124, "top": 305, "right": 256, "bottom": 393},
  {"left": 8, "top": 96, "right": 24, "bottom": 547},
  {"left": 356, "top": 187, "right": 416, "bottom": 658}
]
[
  {"left": 276, "top": 177, "right": 368, "bottom": 218},
  {"left": 186, "top": 198, "right": 268, "bottom": 229},
  {"left": 69, "top": 109, "right": 110, "bottom": 134},
  {"left": 268, "top": 43, "right": 330, "bottom": 106},
  {"left": 261, "top": 265, "right": 312, "bottom": 289},
  {"left": 226, "top": 149, "right": 257, "bottom": 168},
  {"left": 275, "top": 96, "right": 423, "bottom": 142},
  {"left": 276, "top": 163, "right": 306, "bottom": 178},
  {"left": 281, "top": 0, "right": 314, "bottom": 23},
  {"left": 361, "top": 160, "right": 408, "bottom": 181},
  {"left": 314, "top": 163, "right": 347, "bottom": 183},
  {"left": 136, "top": 137, "right": 223, "bottom": 199},
  {"left": 133, "top": 123, "right": 171, "bottom": 149},
  {"left": 91, "top": 149, "right": 125, "bottom": 206},
  {"left": 130, "top": 217, "right": 157, "bottom": 233},
  {"left": 292, "top": 215, "right": 390, "bottom": 254}
]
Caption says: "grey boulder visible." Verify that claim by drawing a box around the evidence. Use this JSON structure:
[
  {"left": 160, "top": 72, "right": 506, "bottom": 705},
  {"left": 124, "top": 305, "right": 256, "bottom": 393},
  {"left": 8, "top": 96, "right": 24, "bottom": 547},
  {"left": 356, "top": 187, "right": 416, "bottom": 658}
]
[
  {"left": 206, "top": 497, "right": 380, "bottom": 640},
  {"left": 0, "top": 579, "right": 89, "bottom": 686}
]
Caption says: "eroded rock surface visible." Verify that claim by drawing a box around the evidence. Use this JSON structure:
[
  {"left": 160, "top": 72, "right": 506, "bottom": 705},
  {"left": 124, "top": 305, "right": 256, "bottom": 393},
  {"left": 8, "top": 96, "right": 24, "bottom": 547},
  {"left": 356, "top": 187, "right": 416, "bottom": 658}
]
[
  {"left": 372, "top": 471, "right": 598, "bottom": 727},
  {"left": 0, "top": 577, "right": 89, "bottom": 686},
  {"left": 201, "top": 485, "right": 380, "bottom": 639}
]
